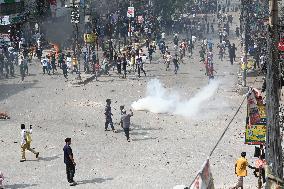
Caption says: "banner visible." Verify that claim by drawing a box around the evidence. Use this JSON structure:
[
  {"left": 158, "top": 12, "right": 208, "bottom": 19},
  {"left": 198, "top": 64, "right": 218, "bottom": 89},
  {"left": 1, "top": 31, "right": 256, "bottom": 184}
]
[
  {"left": 190, "top": 159, "right": 215, "bottom": 189},
  {"left": 247, "top": 89, "right": 261, "bottom": 125},
  {"left": 245, "top": 89, "right": 266, "bottom": 145}
]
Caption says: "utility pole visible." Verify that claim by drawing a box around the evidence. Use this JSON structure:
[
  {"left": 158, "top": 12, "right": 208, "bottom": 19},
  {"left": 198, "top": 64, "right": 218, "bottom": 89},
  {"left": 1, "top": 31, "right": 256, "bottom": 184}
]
[
  {"left": 265, "top": 0, "right": 283, "bottom": 186},
  {"left": 70, "top": 0, "right": 81, "bottom": 80},
  {"left": 241, "top": 0, "right": 249, "bottom": 87}
]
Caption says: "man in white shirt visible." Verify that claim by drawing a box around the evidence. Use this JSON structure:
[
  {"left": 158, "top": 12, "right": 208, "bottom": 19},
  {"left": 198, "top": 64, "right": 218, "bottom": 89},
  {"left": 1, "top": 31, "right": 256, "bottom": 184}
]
[
  {"left": 41, "top": 56, "right": 49, "bottom": 74},
  {"left": 20, "top": 124, "right": 39, "bottom": 162}
]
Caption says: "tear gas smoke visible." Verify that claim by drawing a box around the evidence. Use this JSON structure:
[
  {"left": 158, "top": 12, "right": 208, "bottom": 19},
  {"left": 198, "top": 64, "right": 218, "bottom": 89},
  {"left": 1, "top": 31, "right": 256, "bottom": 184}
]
[{"left": 131, "top": 79, "right": 220, "bottom": 118}]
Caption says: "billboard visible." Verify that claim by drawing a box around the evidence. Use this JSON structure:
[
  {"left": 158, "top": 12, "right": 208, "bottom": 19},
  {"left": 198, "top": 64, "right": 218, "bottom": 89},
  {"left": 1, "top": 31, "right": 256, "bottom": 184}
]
[{"left": 245, "top": 89, "right": 266, "bottom": 145}]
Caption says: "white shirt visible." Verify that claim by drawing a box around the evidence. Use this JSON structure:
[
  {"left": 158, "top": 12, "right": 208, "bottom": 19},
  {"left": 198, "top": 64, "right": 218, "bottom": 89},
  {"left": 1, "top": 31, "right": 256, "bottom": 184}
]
[
  {"left": 166, "top": 54, "right": 172, "bottom": 62},
  {"left": 21, "top": 129, "right": 32, "bottom": 145},
  {"left": 66, "top": 57, "right": 72, "bottom": 62},
  {"left": 41, "top": 58, "right": 48, "bottom": 67},
  {"left": 161, "top": 33, "right": 165, "bottom": 39}
]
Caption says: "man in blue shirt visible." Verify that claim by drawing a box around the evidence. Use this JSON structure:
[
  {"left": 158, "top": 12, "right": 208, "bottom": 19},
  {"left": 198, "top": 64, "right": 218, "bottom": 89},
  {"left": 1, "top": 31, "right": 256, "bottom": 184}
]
[{"left": 63, "top": 138, "right": 77, "bottom": 186}]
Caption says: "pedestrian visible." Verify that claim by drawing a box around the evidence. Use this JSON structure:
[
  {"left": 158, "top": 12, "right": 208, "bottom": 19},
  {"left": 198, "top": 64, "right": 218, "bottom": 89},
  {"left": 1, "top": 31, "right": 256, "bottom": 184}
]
[
  {"left": 165, "top": 52, "right": 172, "bottom": 71},
  {"left": 117, "top": 57, "right": 122, "bottom": 75},
  {"left": 173, "top": 54, "right": 180, "bottom": 74},
  {"left": 121, "top": 109, "right": 133, "bottom": 142},
  {"left": 72, "top": 56, "right": 78, "bottom": 74},
  {"left": 51, "top": 52, "right": 57, "bottom": 74},
  {"left": 41, "top": 56, "right": 49, "bottom": 74},
  {"left": 137, "top": 56, "right": 146, "bottom": 78},
  {"left": 47, "top": 58, "right": 52, "bottom": 75},
  {"left": 66, "top": 52, "right": 72, "bottom": 71},
  {"left": 122, "top": 55, "right": 127, "bottom": 79},
  {"left": 217, "top": 44, "right": 224, "bottom": 61},
  {"left": 63, "top": 138, "right": 77, "bottom": 186},
  {"left": 104, "top": 99, "right": 116, "bottom": 132},
  {"left": 253, "top": 153, "right": 266, "bottom": 187},
  {"left": 229, "top": 44, "right": 237, "bottom": 65},
  {"left": 23, "top": 57, "right": 29, "bottom": 76},
  {"left": 20, "top": 124, "right": 39, "bottom": 162},
  {"left": 62, "top": 61, "right": 68, "bottom": 79},
  {"left": 19, "top": 57, "right": 25, "bottom": 81},
  {"left": 231, "top": 152, "right": 254, "bottom": 189},
  {"left": 0, "top": 171, "right": 4, "bottom": 189},
  {"left": 58, "top": 52, "right": 64, "bottom": 68},
  {"left": 236, "top": 26, "right": 240, "bottom": 38},
  {"left": 148, "top": 45, "right": 155, "bottom": 63},
  {"left": 119, "top": 105, "right": 125, "bottom": 128}
]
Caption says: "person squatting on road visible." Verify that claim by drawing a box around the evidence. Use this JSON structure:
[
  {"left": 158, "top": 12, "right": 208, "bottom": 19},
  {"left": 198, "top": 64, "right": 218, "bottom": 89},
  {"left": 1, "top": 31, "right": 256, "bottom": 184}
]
[
  {"left": 104, "top": 99, "right": 116, "bottom": 132},
  {"left": 63, "top": 138, "right": 77, "bottom": 186},
  {"left": 20, "top": 124, "right": 39, "bottom": 162},
  {"left": 121, "top": 109, "right": 133, "bottom": 142}
]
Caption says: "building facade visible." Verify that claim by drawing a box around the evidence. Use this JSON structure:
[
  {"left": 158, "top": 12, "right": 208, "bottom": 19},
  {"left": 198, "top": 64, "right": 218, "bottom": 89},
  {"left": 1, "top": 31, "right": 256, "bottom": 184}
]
[{"left": 0, "top": 0, "right": 27, "bottom": 45}]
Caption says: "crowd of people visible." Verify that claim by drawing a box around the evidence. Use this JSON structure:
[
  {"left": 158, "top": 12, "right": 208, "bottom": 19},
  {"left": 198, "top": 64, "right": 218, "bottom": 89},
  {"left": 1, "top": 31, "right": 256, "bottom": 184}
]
[{"left": 0, "top": 0, "right": 272, "bottom": 188}]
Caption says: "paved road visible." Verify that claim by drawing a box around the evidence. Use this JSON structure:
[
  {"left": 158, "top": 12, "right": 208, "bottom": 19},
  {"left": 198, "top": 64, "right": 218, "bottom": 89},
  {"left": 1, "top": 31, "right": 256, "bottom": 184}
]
[{"left": 0, "top": 8, "right": 257, "bottom": 189}]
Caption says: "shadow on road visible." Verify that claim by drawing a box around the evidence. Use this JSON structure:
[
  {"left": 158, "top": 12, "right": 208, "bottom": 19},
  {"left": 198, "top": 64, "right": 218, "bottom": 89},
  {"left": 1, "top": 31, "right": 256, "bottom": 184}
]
[
  {"left": 132, "top": 137, "right": 158, "bottom": 141},
  {"left": 38, "top": 154, "right": 60, "bottom": 162},
  {"left": 0, "top": 82, "right": 38, "bottom": 102},
  {"left": 131, "top": 123, "right": 163, "bottom": 131},
  {"left": 5, "top": 183, "right": 38, "bottom": 189},
  {"left": 77, "top": 177, "right": 113, "bottom": 185}
]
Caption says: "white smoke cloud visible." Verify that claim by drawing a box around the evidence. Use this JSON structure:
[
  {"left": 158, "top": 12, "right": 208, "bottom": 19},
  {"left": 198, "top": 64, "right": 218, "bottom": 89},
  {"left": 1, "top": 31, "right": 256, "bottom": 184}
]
[{"left": 131, "top": 79, "right": 220, "bottom": 118}]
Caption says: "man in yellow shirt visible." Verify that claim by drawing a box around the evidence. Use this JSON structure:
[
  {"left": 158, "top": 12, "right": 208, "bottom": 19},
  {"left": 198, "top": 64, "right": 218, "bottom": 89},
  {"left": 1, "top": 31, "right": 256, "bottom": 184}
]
[{"left": 231, "top": 152, "right": 253, "bottom": 189}]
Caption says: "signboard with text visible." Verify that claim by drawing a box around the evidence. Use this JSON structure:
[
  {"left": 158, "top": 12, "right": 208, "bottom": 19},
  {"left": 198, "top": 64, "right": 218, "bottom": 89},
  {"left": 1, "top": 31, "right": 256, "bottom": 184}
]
[{"left": 245, "top": 89, "right": 266, "bottom": 145}]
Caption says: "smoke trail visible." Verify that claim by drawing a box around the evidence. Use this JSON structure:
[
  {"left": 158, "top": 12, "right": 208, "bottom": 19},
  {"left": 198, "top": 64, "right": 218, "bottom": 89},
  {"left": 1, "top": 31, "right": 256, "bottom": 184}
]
[{"left": 131, "top": 79, "right": 220, "bottom": 118}]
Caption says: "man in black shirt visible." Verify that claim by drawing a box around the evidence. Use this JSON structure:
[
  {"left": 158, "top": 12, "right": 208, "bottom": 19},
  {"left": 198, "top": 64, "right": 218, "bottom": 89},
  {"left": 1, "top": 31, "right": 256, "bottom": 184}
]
[
  {"left": 63, "top": 138, "right": 77, "bottom": 186},
  {"left": 104, "top": 99, "right": 116, "bottom": 132}
]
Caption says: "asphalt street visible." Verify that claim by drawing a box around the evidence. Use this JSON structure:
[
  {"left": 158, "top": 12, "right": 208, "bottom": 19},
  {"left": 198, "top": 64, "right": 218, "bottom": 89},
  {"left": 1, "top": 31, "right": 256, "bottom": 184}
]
[{"left": 0, "top": 10, "right": 258, "bottom": 189}]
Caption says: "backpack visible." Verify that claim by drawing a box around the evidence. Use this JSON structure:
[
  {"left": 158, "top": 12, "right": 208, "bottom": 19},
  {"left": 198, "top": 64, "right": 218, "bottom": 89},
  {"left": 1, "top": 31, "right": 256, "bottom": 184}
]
[{"left": 26, "top": 131, "right": 32, "bottom": 143}]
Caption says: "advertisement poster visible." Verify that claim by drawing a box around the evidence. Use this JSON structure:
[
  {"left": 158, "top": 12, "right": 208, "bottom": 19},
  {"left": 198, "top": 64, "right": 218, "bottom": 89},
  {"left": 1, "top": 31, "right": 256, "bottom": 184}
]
[
  {"left": 245, "top": 89, "right": 266, "bottom": 145},
  {"left": 247, "top": 90, "right": 261, "bottom": 125}
]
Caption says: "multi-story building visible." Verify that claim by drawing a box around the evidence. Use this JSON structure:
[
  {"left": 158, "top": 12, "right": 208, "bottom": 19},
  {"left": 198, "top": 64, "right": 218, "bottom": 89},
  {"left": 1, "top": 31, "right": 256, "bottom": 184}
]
[{"left": 0, "top": 0, "right": 26, "bottom": 45}]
